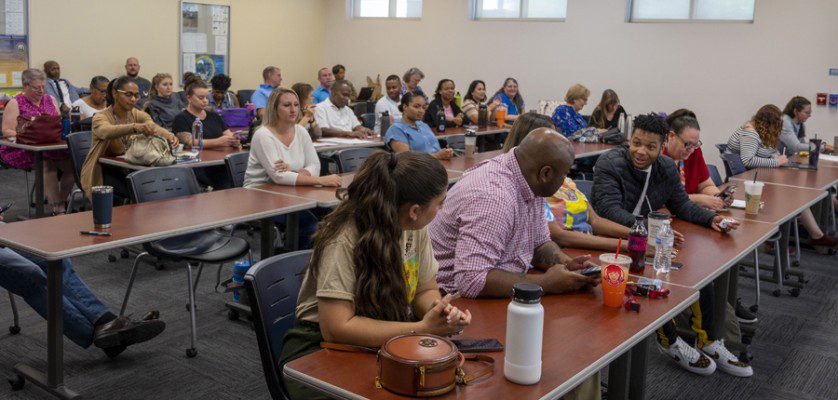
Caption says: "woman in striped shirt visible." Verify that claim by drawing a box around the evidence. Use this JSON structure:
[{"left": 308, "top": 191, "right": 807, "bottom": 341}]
[
  {"left": 726, "top": 104, "right": 789, "bottom": 168},
  {"left": 727, "top": 104, "right": 837, "bottom": 249}
]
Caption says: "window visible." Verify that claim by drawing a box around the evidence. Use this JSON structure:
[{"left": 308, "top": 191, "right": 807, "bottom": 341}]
[
  {"left": 629, "top": 0, "right": 754, "bottom": 22},
  {"left": 351, "top": 0, "right": 422, "bottom": 19},
  {"left": 472, "top": 0, "right": 568, "bottom": 20}
]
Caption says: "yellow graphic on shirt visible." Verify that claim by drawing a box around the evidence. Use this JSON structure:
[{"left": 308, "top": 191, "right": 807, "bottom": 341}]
[{"left": 403, "top": 253, "right": 419, "bottom": 303}]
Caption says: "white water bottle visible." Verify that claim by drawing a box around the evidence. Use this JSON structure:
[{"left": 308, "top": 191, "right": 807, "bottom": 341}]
[
  {"left": 504, "top": 283, "right": 544, "bottom": 385},
  {"left": 192, "top": 117, "right": 203, "bottom": 160}
]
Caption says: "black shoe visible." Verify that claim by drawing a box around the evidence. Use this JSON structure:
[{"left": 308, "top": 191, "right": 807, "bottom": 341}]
[
  {"left": 93, "top": 314, "right": 166, "bottom": 349},
  {"left": 735, "top": 299, "right": 758, "bottom": 324},
  {"left": 103, "top": 344, "right": 127, "bottom": 359}
]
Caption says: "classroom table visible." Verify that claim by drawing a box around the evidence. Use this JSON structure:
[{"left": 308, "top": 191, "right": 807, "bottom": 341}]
[
  {"left": 0, "top": 188, "right": 316, "bottom": 399},
  {"left": 571, "top": 142, "right": 615, "bottom": 158},
  {"left": 312, "top": 137, "right": 386, "bottom": 153},
  {"left": 439, "top": 143, "right": 616, "bottom": 174},
  {"left": 252, "top": 170, "right": 464, "bottom": 208},
  {"left": 0, "top": 138, "right": 69, "bottom": 218},
  {"left": 99, "top": 146, "right": 248, "bottom": 171},
  {"left": 731, "top": 166, "right": 838, "bottom": 191},
  {"left": 432, "top": 124, "right": 508, "bottom": 139},
  {"left": 284, "top": 285, "right": 698, "bottom": 400}
]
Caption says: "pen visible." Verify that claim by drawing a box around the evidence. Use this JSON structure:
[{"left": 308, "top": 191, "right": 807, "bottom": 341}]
[{"left": 80, "top": 230, "right": 112, "bottom": 236}]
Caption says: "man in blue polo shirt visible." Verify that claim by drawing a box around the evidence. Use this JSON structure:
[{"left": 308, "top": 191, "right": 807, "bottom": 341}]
[
  {"left": 312, "top": 67, "right": 334, "bottom": 104},
  {"left": 250, "top": 66, "right": 282, "bottom": 119}
]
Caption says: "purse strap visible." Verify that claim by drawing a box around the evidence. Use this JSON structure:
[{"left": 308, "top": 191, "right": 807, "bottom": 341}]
[{"left": 458, "top": 354, "right": 495, "bottom": 385}]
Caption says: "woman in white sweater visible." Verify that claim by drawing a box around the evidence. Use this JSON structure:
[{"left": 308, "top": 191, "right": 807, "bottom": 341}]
[{"left": 244, "top": 87, "right": 340, "bottom": 248}]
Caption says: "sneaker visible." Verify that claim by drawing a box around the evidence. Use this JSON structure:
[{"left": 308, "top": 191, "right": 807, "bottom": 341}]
[
  {"left": 658, "top": 337, "right": 716, "bottom": 376},
  {"left": 735, "top": 299, "right": 758, "bottom": 324},
  {"left": 700, "top": 340, "right": 753, "bottom": 377}
]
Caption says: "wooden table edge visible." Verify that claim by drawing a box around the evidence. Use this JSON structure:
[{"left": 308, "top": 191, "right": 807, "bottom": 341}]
[
  {"left": 730, "top": 176, "right": 838, "bottom": 192},
  {"left": 0, "top": 140, "right": 68, "bottom": 151},
  {"left": 0, "top": 201, "right": 316, "bottom": 261},
  {"left": 282, "top": 290, "right": 699, "bottom": 400},
  {"left": 727, "top": 186, "right": 828, "bottom": 225},
  {"left": 99, "top": 157, "right": 227, "bottom": 170}
]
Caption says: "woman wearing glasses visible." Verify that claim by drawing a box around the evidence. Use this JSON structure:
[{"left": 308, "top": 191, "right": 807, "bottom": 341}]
[
  {"left": 80, "top": 76, "right": 178, "bottom": 199},
  {"left": 72, "top": 76, "right": 109, "bottom": 119},
  {"left": 662, "top": 109, "right": 729, "bottom": 212}
]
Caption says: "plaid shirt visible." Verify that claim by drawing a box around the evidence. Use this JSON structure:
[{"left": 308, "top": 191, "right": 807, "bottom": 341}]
[{"left": 429, "top": 151, "right": 551, "bottom": 298}]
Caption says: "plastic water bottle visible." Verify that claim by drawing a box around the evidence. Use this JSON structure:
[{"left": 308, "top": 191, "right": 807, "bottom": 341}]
[
  {"left": 192, "top": 117, "right": 203, "bottom": 160},
  {"left": 504, "top": 283, "right": 544, "bottom": 385},
  {"left": 455, "top": 91, "right": 462, "bottom": 108},
  {"left": 653, "top": 219, "right": 674, "bottom": 274}
]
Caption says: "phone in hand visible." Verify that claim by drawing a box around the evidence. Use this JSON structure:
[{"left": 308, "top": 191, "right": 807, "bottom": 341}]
[
  {"left": 0, "top": 201, "right": 12, "bottom": 215},
  {"left": 716, "top": 185, "right": 736, "bottom": 201},
  {"left": 579, "top": 265, "right": 602, "bottom": 277},
  {"left": 452, "top": 338, "right": 504, "bottom": 353}
]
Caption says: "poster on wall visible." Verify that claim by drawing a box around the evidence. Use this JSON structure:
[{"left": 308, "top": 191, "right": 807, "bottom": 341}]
[{"left": 194, "top": 54, "right": 224, "bottom": 81}]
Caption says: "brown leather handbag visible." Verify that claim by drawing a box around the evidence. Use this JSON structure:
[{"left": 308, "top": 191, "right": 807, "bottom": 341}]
[{"left": 15, "top": 114, "right": 62, "bottom": 145}]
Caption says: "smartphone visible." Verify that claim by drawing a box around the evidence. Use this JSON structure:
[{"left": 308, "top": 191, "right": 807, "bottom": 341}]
[
  {"left": 0, "top": 201, "right": 12, "bottom": 215},
  {"left": 452, "top": 338, "right": 504, "bottom": 353},
  {"left": 580, "top": 265, "right": 601, "bottom": 277},
  {"left": 716, "top": 185, "right": 736, "bottom": 200},
  {"left": 645, "top": 257, "right": 682, "bottom": 270}
]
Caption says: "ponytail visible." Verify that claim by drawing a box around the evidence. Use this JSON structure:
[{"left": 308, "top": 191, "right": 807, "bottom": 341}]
[
  {"left": 106, "top": 76, "right": 133, "bottom": 107},
  {"left": 310, "top": 151, "right": 448, "bottom": 322}
]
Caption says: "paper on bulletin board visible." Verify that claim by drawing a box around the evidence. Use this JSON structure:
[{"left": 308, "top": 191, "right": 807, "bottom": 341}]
[
  {"left": 182, "top": 53, "right": 196, "bottom": 73},
  {"left": 5, "top": 12, "right": 25, "bottom": 35},
  {"left": 181, "top": 32, "right": 207, "bottom": 53},
  {"left": 211, "top": 20, "right": 227, "bottom": 35},
  {"left": 214, "top": 36, "right": 227, "bottom": 55},
  {"left": 11, "top": 71, "right": 22, "bottom": 86},
  {"left": 212, "top": 5, "right": 229, "bottom": 22},
  {"left": 195, "top": 54, "right": 225, "bottom": 81},
  {"left": 5, "top": 0, "right": 24, "bottom": 13}
]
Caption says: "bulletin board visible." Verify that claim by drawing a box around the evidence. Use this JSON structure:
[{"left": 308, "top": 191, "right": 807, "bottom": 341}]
[
  {"left": 0, "top": 0, "right": 28, "bottom": 88},
  {"left": 179, "top": 1, "right": 229, "bottom": 85}
]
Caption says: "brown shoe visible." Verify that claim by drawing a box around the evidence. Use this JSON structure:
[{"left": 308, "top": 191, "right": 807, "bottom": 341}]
[
  {"left": 811, "top": 235, "right": 838, "bottom": 249},
  {"left": 93, "top": 315, "right": 166, "bottom": 349}
]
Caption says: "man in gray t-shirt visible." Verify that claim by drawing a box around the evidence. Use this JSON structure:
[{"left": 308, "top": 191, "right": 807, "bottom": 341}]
[{"left": 124, "top": 57, "right": 151, "bottom": 107}]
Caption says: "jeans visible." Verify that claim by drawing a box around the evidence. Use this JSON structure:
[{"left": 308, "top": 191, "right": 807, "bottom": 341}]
[
  {"left": 194, "top": 165, "right": 232, "bottom": 190},
  {"left": 273, "top": 209, "right": 324, "bottom": 250},
  {"left": 0, "top": 247, "right": 110, "bottom": 348}
]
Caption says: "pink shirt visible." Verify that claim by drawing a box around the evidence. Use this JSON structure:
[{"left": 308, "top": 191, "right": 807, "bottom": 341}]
[{"left": 429, "top": 151, "right": 551, "bottom": 298}]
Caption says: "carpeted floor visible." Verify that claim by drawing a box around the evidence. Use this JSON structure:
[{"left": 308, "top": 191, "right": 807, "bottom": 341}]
[{"left": 0, "top": 167, "right": 835, "bottom": 400}]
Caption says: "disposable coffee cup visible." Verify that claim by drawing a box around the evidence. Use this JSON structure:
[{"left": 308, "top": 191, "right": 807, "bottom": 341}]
[
  {"left": 647, "top": 211, "right": 669, "bottom": 248},
  {"left": 92, "top": 186, "right": 114, "bottom": 228},
  {"left": 744, "top": 181, "right": 764, "bottom": 215}
]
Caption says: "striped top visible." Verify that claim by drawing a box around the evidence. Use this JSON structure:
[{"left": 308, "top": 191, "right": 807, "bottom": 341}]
[{"left": 726, "top": 125, "right": 779, "bottom": 168}]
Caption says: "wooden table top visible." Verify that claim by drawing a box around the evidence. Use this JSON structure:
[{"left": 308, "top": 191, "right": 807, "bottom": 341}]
[
  {"left": 432, "top": 125, "right": 509, "bottom": 139},
  {"left": 438, "top": 151, "right": 502, "bottom": 173},
  {"left": 313, "top": 137, "right": 386, "bottom": 153},
  {"left": 572, "top": 142, "right": 615, "bottom": 158},
  {"left": 0, "top": 188, "right": 315, "bottom": 260},
  {"left": 564, "top": 219, "right": 777, "bottom": 289},
  {"left": 285, "top": 285, "right": 698, "bottom": 400},
  {"left": 100, "top": 147, "right": 247, "bottom": 170},
  {"left": 253, "top": 170, "right": 463, "bottom": 208},
  {"left": 731, "top": 167, "right": 838, "bottom": 191},
  {"left": 718, "top": 182, "right": 828, "bottom": 225},
  {"left": 0, "top": 137, "right": 68, "bottom": 151}
]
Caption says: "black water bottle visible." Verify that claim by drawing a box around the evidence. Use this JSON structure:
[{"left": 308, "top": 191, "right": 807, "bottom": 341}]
[
  {"left": 477, "top": 103, "right": 488, "bottom": 129},
  {"left": 380, "top": 111, "right": 390, "bottom": 137},
  {"left": 437, "top": 109, "right": 446, "bottom": 133}
]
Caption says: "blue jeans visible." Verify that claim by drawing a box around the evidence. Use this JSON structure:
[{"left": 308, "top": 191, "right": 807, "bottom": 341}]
[
  {"left": 273, "top": 209, "right": 322, "bottom": 250},
  {"left": 0, "top": 247, "right": 110, "bottom": 348}
]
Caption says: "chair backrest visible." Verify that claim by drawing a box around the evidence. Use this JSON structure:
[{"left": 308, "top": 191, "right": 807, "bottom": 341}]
[
  {"left": 245, "top": 250, "right": 312, "bottom": 400},
  {"left": 360, "top": 112, "right": 375, "bottom": 130},
  {"left": 720, "top": 153, "right": 746, "bottom": 180},
  {"left": 225, "top": 152, "right": 250, "bottom": 188},
  {"left": 127, "top": 167, "right": 201, "bottom": 204},
  {"left": 714, "top": 143, "right": 728, "bottom": 155},
  {"left": 445, "top": 134, "right": 466, "bottom": 150},
  {"left": 707, "top": 164, "right": 724, "bottom": 186},
  {"left": 574, "top": 179, "right": 593, "bottom": 199},
  {"left": 336, "top": 147, "right": 376, "bottom": 173},
  {"left": 237, "top": 89, "right": 255, "bottom": 107},
  {"left": 66, "top": 131, "right": 92, "bottom": 187}
]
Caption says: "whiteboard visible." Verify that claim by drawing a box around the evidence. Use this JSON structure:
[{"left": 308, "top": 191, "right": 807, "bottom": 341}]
[
  {"left": 0, "top": 0, "right": 28, "bottom": 88},
  {"left": 179, "top": 1, "right": 230, "bottom": 85}
]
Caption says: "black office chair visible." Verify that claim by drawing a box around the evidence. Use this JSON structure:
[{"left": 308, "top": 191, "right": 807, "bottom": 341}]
[
  {"left": 65, "top": 131, "right": 92, "bottom": 214},
  {"left": 444, "top": 134, "right": 466, "bottom": 150},
  {"left": 224, "top": 152, "right": 250, "bottom": 189},
  {"left": 715, "top": 143, "right": 728, "bottom": 155},
  {"left": 237, "top": 90, "right": 256, "bottom": 107},
  {"left": 335, "top": 147, "right": 375, "bottom": 173},
  {"left": 245, "top": 250, "right": 311, "bottom": 400},
  {"left": 122, "top": 167, "right": 253, "bottom": 357},
  {"left": 707, "top": 164, "right": 723, "bottom": 186},
  {"left": 574, "top": 180, "right": 593, "bottom": 199},
  {"left": 720, "top": 152, "right": 746, "bottom": 181},
  {"left": 360, "top": 112, "right": 375, "bottom": 130}
]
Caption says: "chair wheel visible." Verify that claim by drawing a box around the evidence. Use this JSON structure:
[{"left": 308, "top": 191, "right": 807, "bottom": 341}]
[
  {"left": 155, "top": 263, "right": 165, "bottom": 271},
  {"left": 186, "top": 348, "right": 197, "bottom": 358},
  {"left": 792, "top": 260, "right": 800, "bottom": 267},
  {"left": 108, "top": 254, "right": 117, "bottom": 262},
  {"left": 789, "top": 288, "right": 801, "bottom": 297},
  {"left": 120, "top": 249, "right": 129, "bottom": 258},
  {"left": 749, "top": 305, "right": 759, "bottom": 313},
  {"left": 9, "top": 325, "right": 20, "bottom": 335},
  {"left": 772, "top": 289, "right": 782, "bottom": 297},
  {"left": 8, "top": 374, "right": 24, "bottom": 390},
  {"left": 784, "top": 274, "right": 790, "bottom": 280},
  {"left": 227, "top": 309, "right": 239, "bottom": 321},
  {"left": 185, "top": 303, "right": 196, "bottom": 311}
]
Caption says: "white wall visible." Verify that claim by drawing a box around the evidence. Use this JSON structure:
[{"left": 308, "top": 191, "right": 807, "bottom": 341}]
[{"left": 323, "top": 0, "right": 838, "bottom": 166}]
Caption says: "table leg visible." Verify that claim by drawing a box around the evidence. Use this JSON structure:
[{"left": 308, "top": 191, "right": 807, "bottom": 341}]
[
  {"left": 260, "top": 218, "right": 275, "bottom": 260},
  {"left": 728, "top": 261, "right": 739, "bottom": 306},
  {"left": 628, "top": 336, "right": 649, "bottom": 400},
  {"left": 777, "top": 222, "right": 790, "bottom": 290},
  {"left": 607, "top": 350, "right": 631, "bottom": 400},
  {"left": 34, "top": 151, "right": 45, "bottom": 218},
  {"left": 285, "top": 212, "right": 300, "bottom": 251},
  {"left": 712, "top": 270, "right": 730, "bottom": 344},
  {"left": 12, "top": 259, "right": 79, "bottom": 399}
]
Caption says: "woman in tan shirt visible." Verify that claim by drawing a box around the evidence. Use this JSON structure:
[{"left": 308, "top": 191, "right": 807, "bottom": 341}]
[
  {"left": 279, "top": 151, "right": 472, "bottom": 400},
  {"left": 80, "top": 76, "right": 177, "bottom": 198}
]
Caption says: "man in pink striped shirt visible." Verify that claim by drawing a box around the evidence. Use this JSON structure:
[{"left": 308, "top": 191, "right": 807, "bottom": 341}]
[{"left": 429, "top": 128, "right": 599, "bottom": 298}]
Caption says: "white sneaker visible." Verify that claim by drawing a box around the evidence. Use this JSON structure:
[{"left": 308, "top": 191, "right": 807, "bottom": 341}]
[
  {"left": 658, "top": 337, "right": 716, "bottom": 376},
  {"left": 700, "top": 340, "right": 753, "bottom": 377}
]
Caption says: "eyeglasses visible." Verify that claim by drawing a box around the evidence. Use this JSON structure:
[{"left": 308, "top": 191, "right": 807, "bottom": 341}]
[
  {"left": 26, "top": 84, "right": 45, "bottom": 92},
  {"left": 116, "top": 89, "right": 140, "bottom": 99},
  {"left": 675, "top": 134, "right": 702, "bottom": 150}
]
